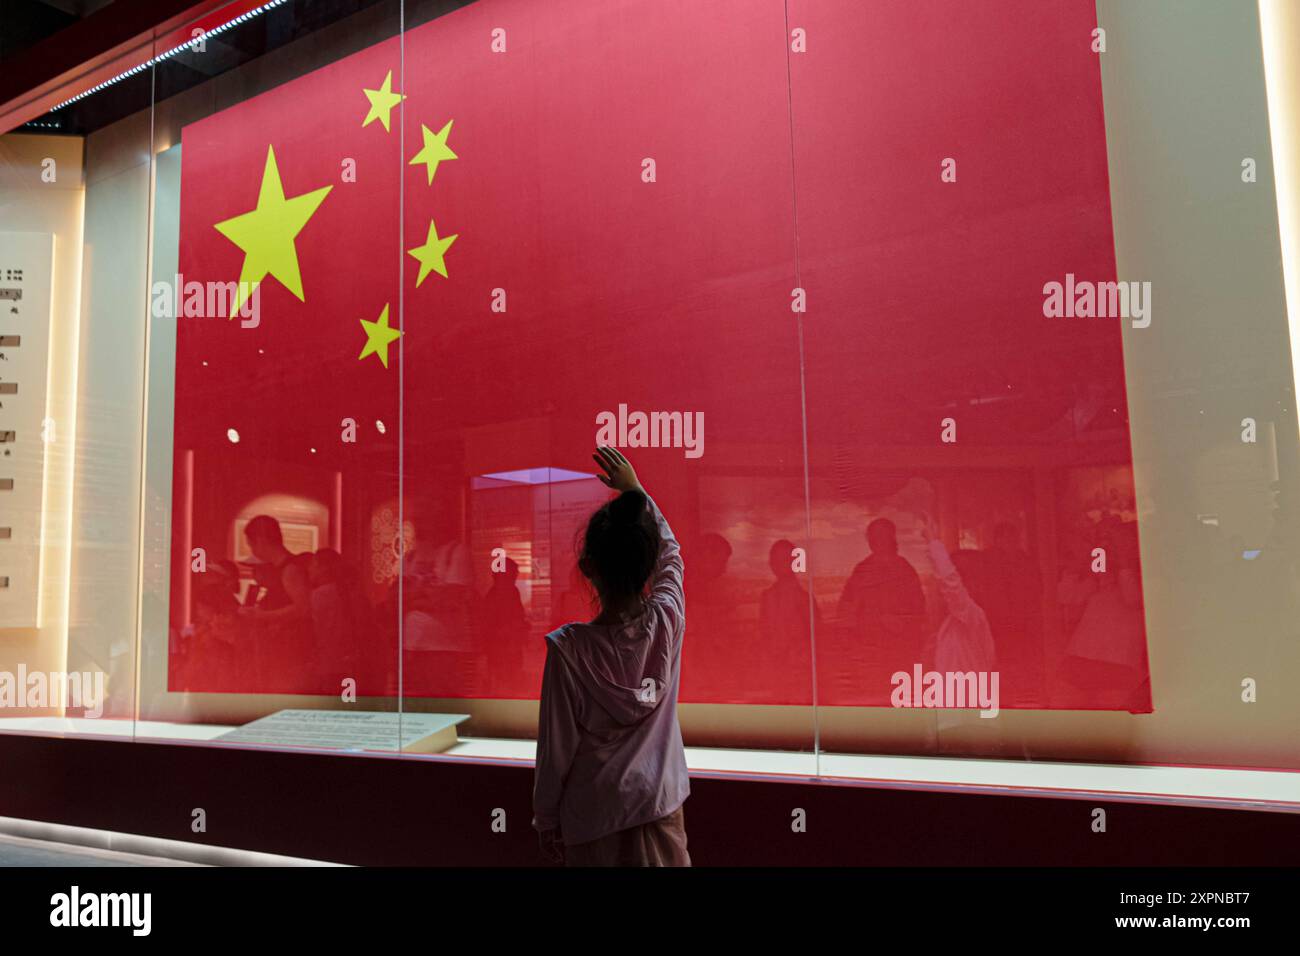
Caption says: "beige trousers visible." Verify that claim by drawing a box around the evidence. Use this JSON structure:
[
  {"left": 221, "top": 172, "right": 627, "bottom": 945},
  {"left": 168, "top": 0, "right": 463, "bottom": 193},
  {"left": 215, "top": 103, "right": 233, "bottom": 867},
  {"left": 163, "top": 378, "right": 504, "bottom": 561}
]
[{"left": 564, "top": 805, "right": 691, "bottom": 867}]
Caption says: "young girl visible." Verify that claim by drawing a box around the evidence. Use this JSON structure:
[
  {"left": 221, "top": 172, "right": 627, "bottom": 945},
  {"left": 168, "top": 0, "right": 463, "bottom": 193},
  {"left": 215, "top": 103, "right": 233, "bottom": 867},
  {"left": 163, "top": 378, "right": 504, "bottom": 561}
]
[{"left": 533, "top": 447, "right": 690, "bottom": 866}]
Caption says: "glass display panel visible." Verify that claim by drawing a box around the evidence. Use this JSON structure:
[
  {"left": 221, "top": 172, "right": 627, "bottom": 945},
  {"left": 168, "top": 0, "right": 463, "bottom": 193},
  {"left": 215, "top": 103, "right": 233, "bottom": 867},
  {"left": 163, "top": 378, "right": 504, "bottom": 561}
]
[
  {"left": 790, "top": 0, "right": 1147, "bottom": 769},
  {"left": 393, "top": 0, "right": 816, "bottom": 763},
  {"left": 154, "top": 0, "right": 409, "bottom": 754}
]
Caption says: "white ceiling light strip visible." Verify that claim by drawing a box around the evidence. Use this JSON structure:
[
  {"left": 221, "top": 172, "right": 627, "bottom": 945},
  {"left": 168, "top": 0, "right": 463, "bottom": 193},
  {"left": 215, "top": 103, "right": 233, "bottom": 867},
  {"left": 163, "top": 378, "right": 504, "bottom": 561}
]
[{"left": 49, "top": 0, "right": 290, "bottom": 112}]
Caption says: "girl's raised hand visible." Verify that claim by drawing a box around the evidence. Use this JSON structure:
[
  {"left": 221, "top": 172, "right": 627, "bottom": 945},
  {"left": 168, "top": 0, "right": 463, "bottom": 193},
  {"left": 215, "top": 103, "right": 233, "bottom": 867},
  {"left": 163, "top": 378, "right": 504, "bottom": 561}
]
[{"left": 592, "top": 446, "right": 642, "bottom": 493}]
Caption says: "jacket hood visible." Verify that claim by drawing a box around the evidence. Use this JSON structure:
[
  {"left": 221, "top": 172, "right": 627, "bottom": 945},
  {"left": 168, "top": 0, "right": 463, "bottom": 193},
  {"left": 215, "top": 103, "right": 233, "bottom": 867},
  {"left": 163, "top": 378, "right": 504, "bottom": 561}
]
[{"left": 546, "top": 607, "right": 675, "bottom": 726}]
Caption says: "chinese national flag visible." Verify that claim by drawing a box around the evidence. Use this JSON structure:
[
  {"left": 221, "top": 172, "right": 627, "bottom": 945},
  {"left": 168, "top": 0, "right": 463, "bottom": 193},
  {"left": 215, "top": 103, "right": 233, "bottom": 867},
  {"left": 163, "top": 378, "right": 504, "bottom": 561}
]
[{"left": 171, "top": 0, "right": 1150, "bottom": 714}]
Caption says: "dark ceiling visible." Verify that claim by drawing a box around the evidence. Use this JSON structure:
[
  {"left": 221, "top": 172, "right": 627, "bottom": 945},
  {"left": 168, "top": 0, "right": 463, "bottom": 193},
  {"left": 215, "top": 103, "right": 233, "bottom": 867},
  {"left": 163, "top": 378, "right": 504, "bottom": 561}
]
[{"left": 0, "top": 0, "right": 118, "bottom": 66}]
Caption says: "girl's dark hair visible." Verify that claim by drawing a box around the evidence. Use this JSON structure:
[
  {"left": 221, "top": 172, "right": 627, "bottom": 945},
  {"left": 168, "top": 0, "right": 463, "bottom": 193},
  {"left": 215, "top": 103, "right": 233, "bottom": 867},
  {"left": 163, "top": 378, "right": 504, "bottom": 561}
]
[{"left": 580, "top": 489, "right": 661, "bottom": 603}]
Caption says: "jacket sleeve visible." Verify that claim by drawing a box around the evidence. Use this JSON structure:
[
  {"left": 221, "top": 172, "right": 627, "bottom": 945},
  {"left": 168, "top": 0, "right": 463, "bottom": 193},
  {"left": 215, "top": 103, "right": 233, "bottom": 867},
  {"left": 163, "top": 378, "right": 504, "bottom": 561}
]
[
  {"left": 532, "top": 640, "right": 583, "bottom": 833},
  {"left": 644, "top": 495, "right": 684, "bottom": 629}
]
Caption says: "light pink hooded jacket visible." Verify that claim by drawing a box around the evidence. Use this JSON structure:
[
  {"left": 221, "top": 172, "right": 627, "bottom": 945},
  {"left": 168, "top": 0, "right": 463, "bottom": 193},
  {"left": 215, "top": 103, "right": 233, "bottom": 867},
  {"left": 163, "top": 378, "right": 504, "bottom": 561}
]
[{"left": 532, "top": 495, "right": 689, "bottom": 845}]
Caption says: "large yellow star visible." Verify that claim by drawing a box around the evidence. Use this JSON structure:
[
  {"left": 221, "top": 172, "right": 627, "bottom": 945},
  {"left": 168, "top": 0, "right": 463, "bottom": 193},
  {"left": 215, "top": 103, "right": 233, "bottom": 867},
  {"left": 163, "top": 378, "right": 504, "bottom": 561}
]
[
  {"left": 362, "top": 70, "right": 405, "bottom": 132},
  {"left": 358, "top": 303, "right": 401, "bottom": 368},
  {"left": 213, "top": 145, "right": 332, "bottom": 318},
  {"left": 408, "top": 218, "right": 458, "bottom": 286},
  {"left": 408, "top": 120, "right": 457, "bottom": 184}
]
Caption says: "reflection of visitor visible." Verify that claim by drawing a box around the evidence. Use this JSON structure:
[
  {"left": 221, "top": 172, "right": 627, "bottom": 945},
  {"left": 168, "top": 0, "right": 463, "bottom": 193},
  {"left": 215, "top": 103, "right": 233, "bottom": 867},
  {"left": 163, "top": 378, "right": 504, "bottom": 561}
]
[
  {"left": 681, "top": 532, "right": 742, "bottom": 699},
  {"left": 691, "top": 534, "right": 736, "bottom": 611},
  {"left": 553, "top": 563, "right": 593, "bottom": 630},
  {"left": 836, "top": 518, "right": 926, "bottom": 681},
  {"left": 918, "top": 518, "right": 1000, "bottom": 746},
  {"left": 920, "top": 521, "right": 997, "bottom": 676},
  {"left": 202, "top": 559, "right": 243, "bottom": 616},
  {"left": 534, "top": 448, "right": 689, "bottom": 867},
  {"left": 1061, "top": 523, "right": 1147, "bottom": 711},
  {"left": 403, "top": 522, "right": 475, "bottom": 692},
  {"left": 1056, "top": 562, "right": 1095, "bottom": 637},
  {"left": 238, "top": 515, "right": 313, "bottom": 691},
  {"left": 758, "top": 539, "right": 819, "bottom": 693},
  {"left": 983, "top": 522, "right": 1044, "bottom": 706},
  {"left": 481, "top": 557, "right": 529, "bottom": 693},
  {"left": 182, "top": 559, "right": 243, "bottom": 689},
  {"left": 308, "top": 548, "right": 362, "bottom": 684},
  {"left": 240, "top": 516, "right": 312, "bottom": 622}
]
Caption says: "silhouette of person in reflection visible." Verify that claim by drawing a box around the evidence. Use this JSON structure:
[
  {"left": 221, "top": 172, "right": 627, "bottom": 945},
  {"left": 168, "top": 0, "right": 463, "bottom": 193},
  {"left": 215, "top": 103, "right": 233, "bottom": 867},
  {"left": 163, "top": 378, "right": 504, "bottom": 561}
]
[
  {"left": 982, "top": 521, "right": 1044, "bottom": 706},
  {"left": 1061, "top": 518, "right": 1147, "bottom": 711},
  {"left": 916, "top": 515, "right": 998, "bottom": 748},
  {"left": 402, "top": 499, "right": 476, "bottom": 695},
  {"left": 240, "top": 516, "right": 312, "bottom": 620},
  {"left": 758, "top": 538, "right": 819, "bottom": 695},
  {"left": 202, "top": 559, "right": 243, "bottom": 614},
  {"left": 693, "top": 534, "right": 735, "bottom": 604},
  {"left": 836, "top": 517, "right": 926, "bottom": 695},
  {"left": 918, "top": 517, "right": 997, "bottom": 676},
  {"left": 308, "top": 548, "right": 363, "bottom": 686},
  {"left": 682, "top": 532, "right": 743, "bottom": 699},
  {"left": 182, "top": 559, "right": 242, "bottom": 689},
  {"left": 238, "top": 514, "right": 313, "bottom": 690},
  {"left": 553, "top": 563, "right": 594, "bottom": 630},
  {"left": 481, "top": 556, "right": 529, "bottom": 694}
]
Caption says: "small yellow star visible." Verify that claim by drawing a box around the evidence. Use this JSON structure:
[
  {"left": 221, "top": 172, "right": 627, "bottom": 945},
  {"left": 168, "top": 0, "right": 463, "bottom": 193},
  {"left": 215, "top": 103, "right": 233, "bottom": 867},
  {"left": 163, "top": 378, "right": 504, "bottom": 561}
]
[
  {"left": 408, "top": 120, "right": 457, "bottom": 184},
  {"left": 362, "top": 70, "right": 405, "bottom": 132},
  {"left": 407, "top": 219, "right": 458, "bottom": 286},
  {"left": 358, "top": 303, "right": 402, "bottom": 368}
]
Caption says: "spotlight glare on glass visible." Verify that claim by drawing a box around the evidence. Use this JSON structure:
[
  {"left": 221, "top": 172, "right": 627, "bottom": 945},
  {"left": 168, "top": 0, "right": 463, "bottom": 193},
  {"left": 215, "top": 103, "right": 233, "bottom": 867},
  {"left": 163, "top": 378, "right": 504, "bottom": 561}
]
[
  {"left": 227, "top": 428, "right": 240, "bottom": 444},
  {"left": 375, "top": 419, "right": 386, "bottom": 434}
]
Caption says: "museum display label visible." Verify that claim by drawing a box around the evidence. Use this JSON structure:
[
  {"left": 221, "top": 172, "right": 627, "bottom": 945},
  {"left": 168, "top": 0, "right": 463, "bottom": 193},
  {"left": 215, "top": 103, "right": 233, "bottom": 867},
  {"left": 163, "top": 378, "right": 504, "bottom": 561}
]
[{"left": 216, "top": 709, "right": 469, "bottom": 753}]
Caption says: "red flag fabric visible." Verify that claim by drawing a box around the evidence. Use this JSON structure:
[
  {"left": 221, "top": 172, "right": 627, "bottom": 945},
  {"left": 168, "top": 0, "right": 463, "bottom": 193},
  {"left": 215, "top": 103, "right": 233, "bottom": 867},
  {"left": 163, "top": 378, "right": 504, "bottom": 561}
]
[{"left": 170, "top": 0, "right": 1150, "bottom": 713}]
